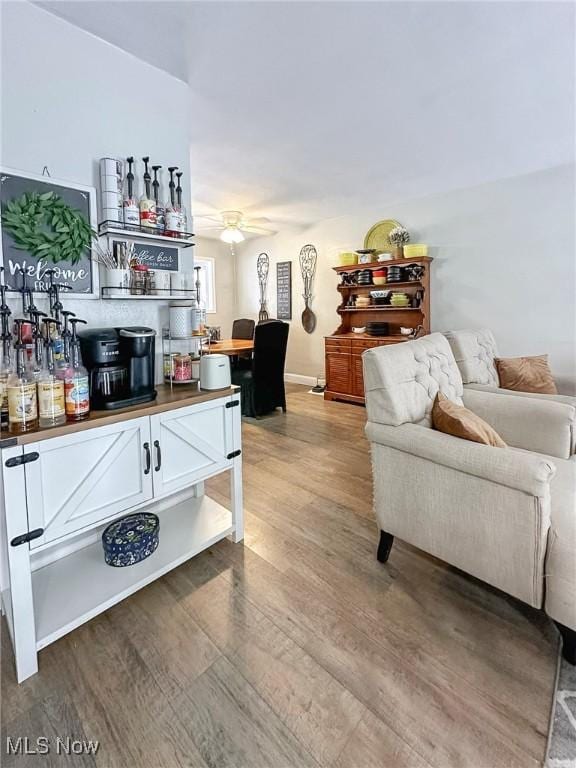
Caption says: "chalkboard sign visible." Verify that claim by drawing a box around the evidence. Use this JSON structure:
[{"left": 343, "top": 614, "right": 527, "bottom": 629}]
[
  {"left": 277, "top": 261, "right": 292, "bottom": 320},
  {"left": 0, "top": 168, "right": 97, "bottom": 296},
  {"left": 113, "top": 240, "right": 179, "bottom": 271}
]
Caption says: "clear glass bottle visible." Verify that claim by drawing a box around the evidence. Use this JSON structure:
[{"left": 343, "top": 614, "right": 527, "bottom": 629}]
[
  {"left": 63, "top": 318, "right": 90, "bottom": 422},
  {"left": 165, "top": 167, "right": 179, "bottom": 237},
  {"left": 38, "top": 318, "right": 66, "bottom": 428},
  {"left": 139, "top": 156, "right": 157, "bottom": 229},
  {"left": 7, "top": 320, "right": 38, "bottom": 434},
  {"left": 175, "top": 172, "right": 187, "bottom": 234},
  {"left": 123, "top": 156, "right": 140, "bottom": 227}
]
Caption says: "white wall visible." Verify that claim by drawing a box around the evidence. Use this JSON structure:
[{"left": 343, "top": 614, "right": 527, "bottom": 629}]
[
  {"left": 0, "top": 1, "right": 193, "bottom": 379},
  {"left": 194, "top": 236, "right": 237, "bottom": 338},
  {"left": 237, "top": 164, "right": 576, "bottom": 393}
]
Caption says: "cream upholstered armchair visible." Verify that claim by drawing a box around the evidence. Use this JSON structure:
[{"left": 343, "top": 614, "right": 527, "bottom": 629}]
[
  {"left": 444, "top": 328, "right": 575, "bottom": 406},
  {"left": 363, "top": 333, "right": 576, "bottom": 662}
]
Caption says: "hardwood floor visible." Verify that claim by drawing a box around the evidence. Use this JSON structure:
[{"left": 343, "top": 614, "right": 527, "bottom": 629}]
[{"left": 1, "top": 384, "right": 558, "bottom": 767}]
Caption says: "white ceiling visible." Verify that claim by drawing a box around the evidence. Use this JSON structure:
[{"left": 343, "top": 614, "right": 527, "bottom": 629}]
[{"left": 37, "top": 1, "right": 575, "bottom": 227}]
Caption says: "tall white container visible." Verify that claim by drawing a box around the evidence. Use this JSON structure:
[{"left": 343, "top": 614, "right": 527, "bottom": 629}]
[
  {"left": 169, "top": 302, "right": 193, "bottom": 338},
  {"left": 99, "top": 157, "right": 124, "bottom": 224}
]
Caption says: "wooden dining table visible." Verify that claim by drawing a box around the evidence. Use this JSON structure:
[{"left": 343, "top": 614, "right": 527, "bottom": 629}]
[{"left": 202, "top": 338, "right": 254, "bottom": 356}]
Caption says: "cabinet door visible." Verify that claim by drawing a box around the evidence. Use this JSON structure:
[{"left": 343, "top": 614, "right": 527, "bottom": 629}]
[
  {"left": 352, "top": 355, "right": 365, "bottom": 397},
  {"left": 326, "top": 352, "right": 352, "bottom": 394},
  {"left": 150, "top": 397, "right": 234, "bottom": 498},
  {"left": 25, "top": 416, "right": 153, "bottom": 549}
]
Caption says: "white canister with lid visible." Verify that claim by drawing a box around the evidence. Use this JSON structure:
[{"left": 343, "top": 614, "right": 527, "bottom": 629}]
[{"left": 169, "top": 302, "right": 193, "bottom": 338}]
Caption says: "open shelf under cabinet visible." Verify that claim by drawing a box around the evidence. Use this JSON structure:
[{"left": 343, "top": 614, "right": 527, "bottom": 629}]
[{"left": 9, "top": 495, "right": 233, "bottom": 650}]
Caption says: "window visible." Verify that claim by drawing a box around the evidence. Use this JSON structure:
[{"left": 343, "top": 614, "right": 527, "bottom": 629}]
[{"left": 193, "top": 256, "right": 216, "bottom": 314}]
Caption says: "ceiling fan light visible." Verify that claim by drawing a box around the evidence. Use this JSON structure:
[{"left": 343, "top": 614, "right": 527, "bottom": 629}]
[{"left": 220, "top": 226, "right": 245, "bottom": 244}]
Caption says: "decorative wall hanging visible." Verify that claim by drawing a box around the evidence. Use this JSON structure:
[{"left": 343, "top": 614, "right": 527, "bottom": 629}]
[
  {"left": 113, "top": 240, "right": 179, "bottom": 272},
  {"left": 276, "top": 261, "right": 292, "bottom": 320},
  {"left": 257, "top": 252, "right": 269, "bottom": 321},
  {"left": 0, "top": 169, "right": 98, "bottom": 296},
  {"left": 299, "top": 244, "right": 317, "bottom": 334}
]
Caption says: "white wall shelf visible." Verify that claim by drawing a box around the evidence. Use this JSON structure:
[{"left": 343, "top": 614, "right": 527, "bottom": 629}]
[
  {"left": 98, "top": 221, "right": 194, "bottom": 248},
  {"left": 100, "top": 292, "right": 192, "bottom": 301}
]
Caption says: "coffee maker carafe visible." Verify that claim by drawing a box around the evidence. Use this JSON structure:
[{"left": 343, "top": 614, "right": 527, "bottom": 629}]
[{"left": 79, "top": 326, "right": 157, "bottom": 410}]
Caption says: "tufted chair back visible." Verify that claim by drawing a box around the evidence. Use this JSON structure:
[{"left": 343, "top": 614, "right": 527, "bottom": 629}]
[
  {"left": 444, "top": 329, "right": 499, "bottom": 387},
  {"left": 363, "top": 333, "right": 464, "bottom": 427}
]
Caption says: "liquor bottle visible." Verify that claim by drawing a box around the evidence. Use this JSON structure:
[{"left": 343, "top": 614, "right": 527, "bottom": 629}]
[
  {"left": 63, "top": 318, "right": 90, "bottom": 422},
  {"left": 152, "top": 165, "right": 165, "bottom": 233},
  {"left": 123, "top": 156, "right": 140, "bottom": 227},
  {"left": 51, "top": 311, "right": 66, "bottom": 366},
  {"left": 38, "top": 318, "right": 66, "bottom": 428},
  {"left": 60, "top": 310, "right": 76, "bottom": 363},
  {"left": 139, "top": 156, "right": 156, "bottom": 229},
  {"left": 0, "top": 278, "right": 12, "bottom": 430},
  {"left": 0, "top": 337, "right": 13, "bottom": 430},
  {"left": 175, "top": 171, "right": 188, "bottom": 234},
  {"left": 165, "top": 167, "right": 179, "bottom": 237},
  {"left": 29, "top": 309, "right": 47, "bottom": 381},
  {"left": 7, "top": 319, "right": 38, "bottom": 434}
]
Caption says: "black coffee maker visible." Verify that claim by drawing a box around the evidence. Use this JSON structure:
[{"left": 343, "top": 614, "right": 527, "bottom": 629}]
[{"left": 79, "top": 327, "right": 157, "bottom": 410}]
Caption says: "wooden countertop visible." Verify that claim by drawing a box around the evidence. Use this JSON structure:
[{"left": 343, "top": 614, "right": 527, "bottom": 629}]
[{"left": 0, "top": 384, "right": 239, "bottom": 448}]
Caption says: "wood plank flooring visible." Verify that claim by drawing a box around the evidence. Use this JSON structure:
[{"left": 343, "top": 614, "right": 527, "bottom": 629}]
[{"left": 1, "top": 385, "right": 558, "bottom": 767}]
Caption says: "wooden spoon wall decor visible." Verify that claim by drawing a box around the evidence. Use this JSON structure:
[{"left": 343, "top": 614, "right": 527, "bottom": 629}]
[
  {"left": 299, "top": 244, "right": 317, "bottom": 333},
  {"left": 257, "top": 252, "right": 270, "bottom": 321}
]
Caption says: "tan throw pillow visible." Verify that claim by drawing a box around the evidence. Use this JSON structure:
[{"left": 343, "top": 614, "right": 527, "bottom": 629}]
[
  {"left": 432, "top": 392, "right": 506, "bottom": 447},
  {"left": 495, "top": 355, "right": 558, "bottom": 395}
]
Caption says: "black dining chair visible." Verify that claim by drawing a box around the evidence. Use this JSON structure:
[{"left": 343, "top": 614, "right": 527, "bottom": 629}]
[
  {"left": 231, "top": 319, "right": 289, "bottom": 417},
  {"left": 232, "top": 318, "right": 255, "bottom": 340},
  {"left": 230, "top": 318, "right": 256, "bottom": 369}
]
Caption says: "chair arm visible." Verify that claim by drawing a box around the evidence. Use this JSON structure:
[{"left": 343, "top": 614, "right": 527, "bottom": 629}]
[
  {"left": 365, "top": 421, "right": 556, "bottom": 496},
  {"left": 462, "top": 389, "right": 576, "bottom": 459}
]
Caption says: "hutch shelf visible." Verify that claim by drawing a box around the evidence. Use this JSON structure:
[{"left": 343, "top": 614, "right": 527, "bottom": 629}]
[{"left": 324, "top": 256, "right": 432, "bottom": 405}]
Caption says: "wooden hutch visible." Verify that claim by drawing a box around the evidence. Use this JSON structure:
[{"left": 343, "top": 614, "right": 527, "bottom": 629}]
[{"left": 324, "top": 256, "right": 432, "bottom": 404}]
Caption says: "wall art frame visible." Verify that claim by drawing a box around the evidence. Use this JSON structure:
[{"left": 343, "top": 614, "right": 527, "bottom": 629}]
[{"left": 0, "top": 166, "right": 98, "bottom": 298}]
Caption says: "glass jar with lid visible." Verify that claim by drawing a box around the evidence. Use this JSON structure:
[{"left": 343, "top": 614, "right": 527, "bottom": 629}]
[{"left": 174, "top": 354, "right": 192, "bottom": 382}]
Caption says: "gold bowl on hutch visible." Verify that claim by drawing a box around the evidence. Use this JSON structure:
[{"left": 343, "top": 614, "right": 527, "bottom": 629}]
[
  {"left": 338, "top": 252, "right": 358, "bottom": 266},
  {"left": 403, "top": 244, "right": 428, "bottom": 259}
]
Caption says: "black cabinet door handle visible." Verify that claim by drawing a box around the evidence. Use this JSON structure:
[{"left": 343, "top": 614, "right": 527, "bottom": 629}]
[
  {"left": 143, "top": 442, "right": 151, "bottom": 474},
  {"left": 154, "top": 440, "right": 162, "bottom": 472}
]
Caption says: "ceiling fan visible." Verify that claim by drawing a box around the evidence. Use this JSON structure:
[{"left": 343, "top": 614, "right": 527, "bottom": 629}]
[{"left": 195, "top": 210, "right": 276, "bottom": 244}]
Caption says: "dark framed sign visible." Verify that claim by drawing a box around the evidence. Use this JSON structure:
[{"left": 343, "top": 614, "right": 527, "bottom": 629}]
[
  {"left": 113, "top": 240, "right": 179, "bottom": 271},
  {"left": 276, "top": 261, "right": 292, "bottom": 320},
  {"left": 0, "top": 168, "right": 98, "bottom": 297}
]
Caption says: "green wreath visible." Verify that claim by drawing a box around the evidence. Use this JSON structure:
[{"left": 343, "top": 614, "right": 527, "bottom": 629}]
[{"left": 1, "top": 191, "right": 94, "bottom": 265}]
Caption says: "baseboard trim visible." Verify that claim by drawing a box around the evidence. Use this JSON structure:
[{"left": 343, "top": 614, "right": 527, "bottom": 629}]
[{"left": 284, "top": 373, "right": 317, "bottom": 386}]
